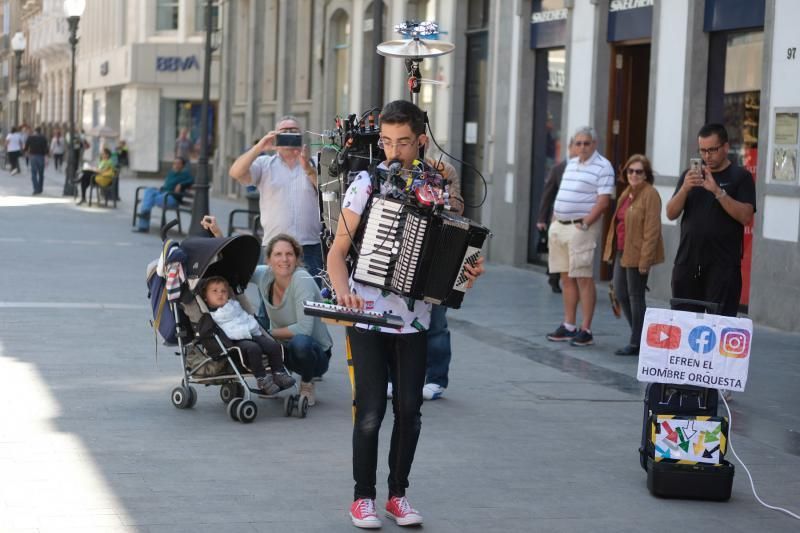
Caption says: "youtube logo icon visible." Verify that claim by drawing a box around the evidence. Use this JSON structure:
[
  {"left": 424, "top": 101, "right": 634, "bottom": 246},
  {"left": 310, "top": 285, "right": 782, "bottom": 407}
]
[{"left": 646, "top": 323, "right": 682, "bottom": 350}]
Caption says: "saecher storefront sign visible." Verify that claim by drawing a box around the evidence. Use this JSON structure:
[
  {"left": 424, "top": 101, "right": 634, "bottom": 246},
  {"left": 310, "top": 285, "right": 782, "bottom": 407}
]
[{"left": 636, "top": 308, "right": 752, "bottom": 392}]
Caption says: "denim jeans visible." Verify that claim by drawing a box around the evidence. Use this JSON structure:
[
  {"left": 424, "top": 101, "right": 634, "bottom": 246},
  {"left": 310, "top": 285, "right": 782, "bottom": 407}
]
[
  {"left": 137, "top": 188, "right": 179, "bottom": 230},
  {"left": 284, "top": 334, "right": 330, "bottom": 382},
  {"left": 613, "top": 251, "right": 649, "bottom": 347},
  {"left": 425, "top": 304, "right": 451, "bottom": 388},
  {"left": 302, "top": 243, "right": 324, "bottom": 288},
  {"left": 30, "top": 155, "right": 45, "bottom": 193},
  {"left": 347, "top": 327, "right": 427, "bottom": 500}
]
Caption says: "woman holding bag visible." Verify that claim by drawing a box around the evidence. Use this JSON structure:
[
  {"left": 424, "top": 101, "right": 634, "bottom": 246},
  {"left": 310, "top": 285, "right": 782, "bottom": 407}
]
[{"left": 603, "top": 154, "right": 664, "bottom": 356}]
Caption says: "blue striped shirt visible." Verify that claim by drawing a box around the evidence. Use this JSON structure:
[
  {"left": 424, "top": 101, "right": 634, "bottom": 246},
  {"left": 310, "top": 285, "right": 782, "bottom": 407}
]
[{"left": 553, "top": 151, "right": 615, "bottom": 220}]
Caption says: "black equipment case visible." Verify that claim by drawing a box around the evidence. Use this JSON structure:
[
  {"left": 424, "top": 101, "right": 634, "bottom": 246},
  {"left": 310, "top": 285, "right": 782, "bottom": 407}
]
[{"left": 638, "top": 299, "right": 735, "bottom": 501}]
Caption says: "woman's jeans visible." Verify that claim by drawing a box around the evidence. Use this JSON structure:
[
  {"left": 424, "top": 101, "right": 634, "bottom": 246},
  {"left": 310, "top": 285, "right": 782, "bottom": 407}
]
[
  {"left": 284, "top": 334, "right": 330, "bottom": 382},
  {"left": 347, "top": 327, "right": 427, "bottom": 500},
  {"left": 613, "top": 251, "right": 649, "bottom": 347}
]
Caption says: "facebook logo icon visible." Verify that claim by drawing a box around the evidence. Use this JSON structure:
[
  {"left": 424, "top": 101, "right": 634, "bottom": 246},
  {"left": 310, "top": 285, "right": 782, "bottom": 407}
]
[{"left": 688, "top": 326, "right": 716, "bottom": 354}]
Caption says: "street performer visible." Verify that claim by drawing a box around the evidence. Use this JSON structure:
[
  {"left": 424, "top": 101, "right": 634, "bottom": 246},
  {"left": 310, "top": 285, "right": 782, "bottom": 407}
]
[{"left": 326, "top": 100, "right": 484, "bottom": 529}]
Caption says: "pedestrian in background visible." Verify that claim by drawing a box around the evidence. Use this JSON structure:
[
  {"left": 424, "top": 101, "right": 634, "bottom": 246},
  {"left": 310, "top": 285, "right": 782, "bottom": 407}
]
[
  {"left": 50, "top": 130, "right": 65, "bottom": 171},
  {"left": 117, "top": 139, "right": 129, "bottom": 167},
  {"left": 545, "top": 126, "right": 615, "bottom": 347},
  {"left": 666, "top": 123, "right": 756, "bottom": 317},
  {"left": 25, "top": 127, "right": 49, "bottom": 195},
  {"left": 536, "top": 137, "right": 577, "bottom": 294},
  {"left": 5, "top": 126, "right": 24, "bottom": 175},
  {"left": 602, "top": 154, "right": 664, "bottom": 356},
  {"left": 175, "top": 128, "right": 193, "bottom": 161}
]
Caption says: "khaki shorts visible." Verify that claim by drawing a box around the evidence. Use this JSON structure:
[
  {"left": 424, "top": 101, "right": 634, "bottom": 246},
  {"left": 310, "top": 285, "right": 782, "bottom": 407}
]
[{"left": 547, "top": 221, "right": 601, "bottom": 278}]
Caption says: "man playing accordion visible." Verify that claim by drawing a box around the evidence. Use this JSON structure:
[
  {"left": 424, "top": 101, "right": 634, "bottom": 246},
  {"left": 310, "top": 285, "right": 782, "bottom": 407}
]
[{"left": 327, "top": 100, "right": 484, "bottom": 529}]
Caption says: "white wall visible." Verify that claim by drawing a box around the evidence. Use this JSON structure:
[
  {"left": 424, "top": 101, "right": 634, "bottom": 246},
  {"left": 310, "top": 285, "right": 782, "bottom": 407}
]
[
  {"left": 120, "top": 87, "right": 161, "bottom": 172},
  {"left": 565, "top": 0, "right": 596, "bottom": 136},
  {"left": 651, "top": 0, "right": 689, "bottom": 178},
  {"left": 761, "top": 0, "right": 800, "bottom": 243}
]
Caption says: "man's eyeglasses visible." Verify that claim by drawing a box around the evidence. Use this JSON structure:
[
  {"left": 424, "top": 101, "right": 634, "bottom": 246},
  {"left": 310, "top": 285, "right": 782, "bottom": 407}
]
[
  {"left": 574, "top": 141, "right": 593, "bottom": 147},
  {"left": 627, "top": 168, "right": 645, "bottom": 175},
  {"left": 699, "top": 145, "right": 723, "bottom": 155},
  {"left": 378, "top": 137, "right": 417, "bottom": 150}
]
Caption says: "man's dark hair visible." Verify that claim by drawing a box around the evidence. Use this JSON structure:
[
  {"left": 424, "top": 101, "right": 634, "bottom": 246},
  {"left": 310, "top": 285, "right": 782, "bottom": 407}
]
[
  {"left": 34, "top": 127, "right": 42, "bottom": 134},
  {"left": 174, "top": 156, "right": 187, "bottom": 167},
  {"left": 698, "top": 123, "right": 729, "bottom": 144},
  {"left": 380, "top": 100, "right": 426, "bottom": 136}
]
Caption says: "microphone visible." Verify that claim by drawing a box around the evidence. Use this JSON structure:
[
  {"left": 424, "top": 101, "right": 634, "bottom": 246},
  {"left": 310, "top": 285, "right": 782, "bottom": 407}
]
[{"left": 387, "top": 160, "right": 402, "bottom": 176}]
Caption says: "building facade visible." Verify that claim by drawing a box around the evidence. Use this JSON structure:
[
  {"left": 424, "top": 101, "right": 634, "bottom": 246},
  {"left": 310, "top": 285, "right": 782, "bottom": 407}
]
[
  {"left": 74, "top": 0, "right": 220, "bottom": 173},
  {"left": 479, "top": 0, "right": 800, "bottom": 331},
  {"left": 1, "top": 0, "right": 41, "bottom": 132}
]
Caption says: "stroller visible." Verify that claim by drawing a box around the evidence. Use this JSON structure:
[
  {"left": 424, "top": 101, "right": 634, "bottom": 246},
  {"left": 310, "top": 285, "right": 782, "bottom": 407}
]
[{"left": 147, "top": 221, "right": 309, "bottom": 423}]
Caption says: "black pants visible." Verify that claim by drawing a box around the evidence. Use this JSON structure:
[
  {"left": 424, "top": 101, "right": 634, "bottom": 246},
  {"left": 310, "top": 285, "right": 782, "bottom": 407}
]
[
  {"left": 7, "top": 151, "right": 20, "bottom": 173},
  {"left": 613, "top": 252, "right": 649, "bottom": 347},
  {"left": 79, "top": 170, "right": 96, "bottom": 201},
  {"left": 347, "top": 327, "right": 427, "bottom": 500},
  {"left": 233, "top": 334, "right": 283, "bottom": 378},
  {"left": 54, "top": 153, "right": 64, "bottom": 170},
  {"left": 671, "top": 262, "right": 742, "bottom": 317}
]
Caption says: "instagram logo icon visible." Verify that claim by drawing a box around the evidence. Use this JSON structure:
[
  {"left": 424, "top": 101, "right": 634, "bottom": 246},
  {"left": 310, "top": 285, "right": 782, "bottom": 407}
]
[{"left": 720, "top": 328, "right": 751, "bottom": 358}]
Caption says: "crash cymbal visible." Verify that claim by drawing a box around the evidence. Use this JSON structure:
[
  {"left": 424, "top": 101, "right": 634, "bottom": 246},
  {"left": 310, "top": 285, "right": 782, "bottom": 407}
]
[{"left": 376, "top": 38, "right": 455, "bottom": 58}]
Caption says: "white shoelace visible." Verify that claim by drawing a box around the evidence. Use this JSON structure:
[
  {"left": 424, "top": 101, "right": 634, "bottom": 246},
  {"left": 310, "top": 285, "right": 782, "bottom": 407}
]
[
  {"left": 356, "top": 499, "right": 376, "bottom": 516},
  {"left": 392, "top": 496, "right": 415, "bottom": 515}
]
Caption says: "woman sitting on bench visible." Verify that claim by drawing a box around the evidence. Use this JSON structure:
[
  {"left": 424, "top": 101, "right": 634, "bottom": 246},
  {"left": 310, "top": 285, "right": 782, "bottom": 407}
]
[{"left": 77, "top": 147, "right": 115, "bottom": 205}]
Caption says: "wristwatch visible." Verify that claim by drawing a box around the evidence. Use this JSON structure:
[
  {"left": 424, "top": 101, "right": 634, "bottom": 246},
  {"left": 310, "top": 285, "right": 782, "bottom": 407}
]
[{"left": 715, "top": 189, "right": 727, "bottom": 200}]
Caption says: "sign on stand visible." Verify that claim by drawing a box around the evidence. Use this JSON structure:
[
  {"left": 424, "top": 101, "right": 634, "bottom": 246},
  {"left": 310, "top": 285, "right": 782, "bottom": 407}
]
[{"left": 637, "top": 308, "right": 752, "bottom": 392}]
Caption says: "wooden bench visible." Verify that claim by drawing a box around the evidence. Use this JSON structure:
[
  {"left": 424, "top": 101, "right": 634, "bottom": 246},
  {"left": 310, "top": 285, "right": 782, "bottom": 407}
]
[{"left": 132, "top": 186, "right": 195, "bottom": 233}]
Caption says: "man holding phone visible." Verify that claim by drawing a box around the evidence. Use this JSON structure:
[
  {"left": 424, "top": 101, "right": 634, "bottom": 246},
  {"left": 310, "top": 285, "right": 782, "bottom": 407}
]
[
  {"left": 229, "top": 116, "right": 323, "bottom": 280},
  {"left": 666, "top": 123, "right": 756, "bottom": 317}
]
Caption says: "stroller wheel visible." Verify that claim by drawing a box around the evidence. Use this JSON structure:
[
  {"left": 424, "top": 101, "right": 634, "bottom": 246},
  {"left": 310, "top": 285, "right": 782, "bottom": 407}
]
[
  {"left": 297, "top": 395, "right": 309, "bottom": 419},
  {"left": 227, "top": 398, "right": 243, "bottom": 421},
  {"left": 171, "top": 386, "right": 193, "bottom": 409},
  {"left": 220, "top": 383, "right": 238, "bottom": 404},
  {"left": 237, "top": 400, "right": 258, "bottom": 424},
  {"left": 186, "top": 386, "right": 198, "bottom": 408},
  {"left": 283, "top": 394, "right": 295, "bottom": 417}
]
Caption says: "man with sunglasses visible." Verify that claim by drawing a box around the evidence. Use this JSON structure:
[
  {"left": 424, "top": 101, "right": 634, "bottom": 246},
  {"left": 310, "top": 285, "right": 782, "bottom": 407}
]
[
  {"left": 229, "top": 116, "right": 323, "bottom": 280},
  {"left": 666, "top": 123, "right": 756, "bottom": 317},
  {"left": 546, "top": 127, "right": 615, "bottom": 347}
]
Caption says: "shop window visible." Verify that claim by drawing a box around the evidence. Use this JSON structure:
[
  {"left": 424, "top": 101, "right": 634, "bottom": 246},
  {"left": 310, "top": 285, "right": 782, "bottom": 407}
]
[
  {"left": 176, "top": 100, "right": 216, "bottom": 160},
  {"left": 722, "top": 31, "right": 763, "bottom": 171},
  {"left": 156, "top": 0, "right": 180, "bottom": 31}
]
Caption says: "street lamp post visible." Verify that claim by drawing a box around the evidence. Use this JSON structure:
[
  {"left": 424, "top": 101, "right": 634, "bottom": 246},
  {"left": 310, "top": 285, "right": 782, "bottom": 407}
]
[
  {"left": 11, "top": 32, "right": 26, "bottom": 127},
  {"left": 188, "top": 0, "right": 216, "bottom": 236},
  {"left": 63, "top": 0, "right": 86, "bottom": 197}
]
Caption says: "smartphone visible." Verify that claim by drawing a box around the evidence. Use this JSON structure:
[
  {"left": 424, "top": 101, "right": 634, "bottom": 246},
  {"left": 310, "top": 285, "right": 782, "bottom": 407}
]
[
  {"left": 689, "top": 157, "right": 703, "bottom": 176},
  {"left": 275, "top": 133, "right": 302, "bottom": 147}
]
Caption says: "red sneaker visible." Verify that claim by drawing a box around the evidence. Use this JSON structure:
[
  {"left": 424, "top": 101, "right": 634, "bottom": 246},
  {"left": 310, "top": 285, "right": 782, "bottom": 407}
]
[
  {"left": 350, "top": 498, "right": 381, "bottom": 529},
  {"left": 385, "top": 496, "right": 423, "bottom": 526}
]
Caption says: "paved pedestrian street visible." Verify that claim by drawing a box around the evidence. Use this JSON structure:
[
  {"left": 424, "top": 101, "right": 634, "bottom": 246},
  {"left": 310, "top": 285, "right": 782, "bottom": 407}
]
[{"left": 1, "top": 168, "right": 798, "bottom": 532}]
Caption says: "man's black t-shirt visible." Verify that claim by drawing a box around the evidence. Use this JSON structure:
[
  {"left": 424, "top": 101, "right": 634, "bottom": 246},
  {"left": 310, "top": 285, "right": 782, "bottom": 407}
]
[
  {"left": 25, "top": 134, "right": 49, "bottom": 156},
  {"left": 673, "top": 163, "right": 756, "bottom": 267}
]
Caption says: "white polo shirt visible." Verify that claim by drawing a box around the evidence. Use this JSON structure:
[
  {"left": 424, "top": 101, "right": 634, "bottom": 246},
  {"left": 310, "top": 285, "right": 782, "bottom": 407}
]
[
  {"left": 250, "top": 154, "right": 322, "bottom": 246},
  {"left": 553, "top": 151, "right": 615, "bottom": 220}
]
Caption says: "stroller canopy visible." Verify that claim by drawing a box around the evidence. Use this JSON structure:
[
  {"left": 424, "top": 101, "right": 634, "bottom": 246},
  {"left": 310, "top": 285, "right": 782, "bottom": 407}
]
[{"left": 179, "top": 234, "right": 261, "bottom": 293}]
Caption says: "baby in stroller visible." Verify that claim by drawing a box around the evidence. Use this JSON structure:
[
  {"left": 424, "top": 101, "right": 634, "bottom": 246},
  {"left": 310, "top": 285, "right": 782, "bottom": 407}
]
[{"left": 201, "top": 276, "right": 295, "bottom": 395}]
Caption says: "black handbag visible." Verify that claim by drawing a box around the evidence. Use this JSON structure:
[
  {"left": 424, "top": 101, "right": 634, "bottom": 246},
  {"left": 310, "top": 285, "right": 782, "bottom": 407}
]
[{"left": 536, "top": 230, "right": 549, "bottom": 254}]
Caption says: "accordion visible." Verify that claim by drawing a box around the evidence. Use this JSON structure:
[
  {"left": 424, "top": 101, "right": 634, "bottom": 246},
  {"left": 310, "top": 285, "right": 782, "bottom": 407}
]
[{"left": 352, "top": 196, "right": 490, "bottom": 309}]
